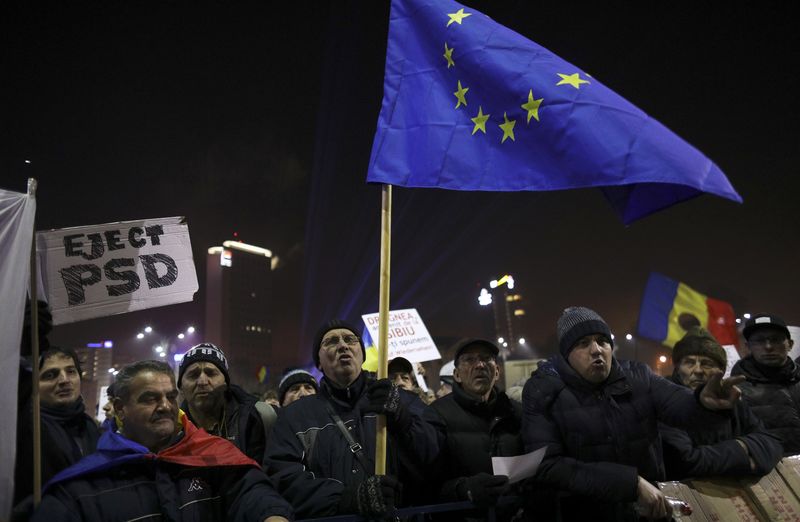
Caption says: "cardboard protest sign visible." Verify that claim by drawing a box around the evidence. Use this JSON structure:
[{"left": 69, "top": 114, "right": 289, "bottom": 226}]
[
  {"left": 361, "top": 308, "right": 440, "bottom": 363},
  {"left": 38, "top": 216, "right": 198, "bottom": 325}
]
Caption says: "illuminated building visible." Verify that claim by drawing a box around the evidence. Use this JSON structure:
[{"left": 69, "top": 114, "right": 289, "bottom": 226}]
[{"left": 205, "top": 241, "right": 275, "bottom": 390}]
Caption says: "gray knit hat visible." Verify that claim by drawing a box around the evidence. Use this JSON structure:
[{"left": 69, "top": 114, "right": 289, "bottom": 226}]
[{"left": 557, "top": 306, "right": 614, "bottom": 357}]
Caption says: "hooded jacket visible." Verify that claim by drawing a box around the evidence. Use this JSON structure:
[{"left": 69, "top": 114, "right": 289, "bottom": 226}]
[
  {"left": 522, "top": 355, "right": 730, "bottom": 521},
  {"left": 658, "top": 372, "right": 782, "bottom": 479},
  {"left": 731, "top": 356, "right": 800, "bottom": 455},
  {"left": 32, "top": 412, "right": 292, "bottom": 522},
  {"left": 263, "top": 371, "right": 442, "bottom": 519}
]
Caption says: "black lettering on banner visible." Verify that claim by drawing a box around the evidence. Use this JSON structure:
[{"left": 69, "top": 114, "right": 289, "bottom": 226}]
[
  {"left": 80, "top": 233, "right": 105, "bottom": 261},
  {"left": 140, "top": 254, "right": 178, "bottom": 289},
  {"left": 59, "top": 264, "right": 102, "bottom": 305},
  {"left": 105, "top": 258, "right": 140, "bottom": 296},
  {"left": 144, "top": 225, "right": 164, "bottom": 246},
  {"left": 128, "top": 227, "right": 146, "bottom": 248},
  {"left": 104, "top": 229, "right": 125, "bottom": 251},
  {"left": 63, "top": 234, "right": 84, "bottom": 257}
]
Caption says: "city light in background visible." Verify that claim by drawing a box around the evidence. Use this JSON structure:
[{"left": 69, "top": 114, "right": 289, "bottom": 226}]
[{"left": 135, "top": 324, "right": 198, "bottom": 366}]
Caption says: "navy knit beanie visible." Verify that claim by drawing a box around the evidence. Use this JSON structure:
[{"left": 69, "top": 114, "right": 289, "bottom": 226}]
[
  {"left": 178, "top": 343, "right": 230, "bottom": 388},
  {"left": 557, "top": 307, "right": 614, "bottom": 357}
]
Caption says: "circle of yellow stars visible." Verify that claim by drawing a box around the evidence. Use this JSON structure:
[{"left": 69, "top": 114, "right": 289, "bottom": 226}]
[{"left": 444, "top": 8, "right": 591, "bottom": 143}]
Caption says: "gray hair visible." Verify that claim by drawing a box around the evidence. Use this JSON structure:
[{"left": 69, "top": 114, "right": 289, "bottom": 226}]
[{"left": 114, "top": 360, "right": 175, "bottom": 402}]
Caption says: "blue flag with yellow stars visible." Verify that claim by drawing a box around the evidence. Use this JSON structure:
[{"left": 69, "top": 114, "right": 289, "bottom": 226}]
[{"left": 366, "top": 0, "right": 742, "bottom": 224}]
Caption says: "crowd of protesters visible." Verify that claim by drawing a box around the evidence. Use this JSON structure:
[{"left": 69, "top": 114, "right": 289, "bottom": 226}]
[{"left": 12, "top": 303, "right": 800, "bottom": 521}]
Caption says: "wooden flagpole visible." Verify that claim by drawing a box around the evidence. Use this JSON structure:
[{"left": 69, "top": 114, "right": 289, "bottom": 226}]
[
  {"left": 375, "top": 184, "right": 391, "bottom": 475},
  {"left": 28, "top": 178, "right": 42, "bottom": 507}
]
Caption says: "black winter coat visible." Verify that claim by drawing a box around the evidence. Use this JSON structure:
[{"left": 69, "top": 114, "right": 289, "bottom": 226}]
[
  {"left": 14, "top": 397, "right": 99, "bottom": 518},
  {"left": 263, "top": 372, "right": 443, "bottom": 518},
  {"left": 731, "top": 356, "right": 800, "bottom": 456},
  {"left": 182, "top": 384, "right": 268, "bottom": 465},
  {"left": 659, "top": 373, "right": 783, "bottom": 480},
  {"left": 31, "top": 460, "right": 291, "bottom": 522},
  {"left": 430, "top": 383, "right": 523, "bottom": 500},
  {"left": 522, "top": 355, "right": 730, "bottom": 521}
]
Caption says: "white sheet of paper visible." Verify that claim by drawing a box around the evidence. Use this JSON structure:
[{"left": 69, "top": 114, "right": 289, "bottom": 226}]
[{"left": 491, "top": 446, "right": 547, "bottom": 484}]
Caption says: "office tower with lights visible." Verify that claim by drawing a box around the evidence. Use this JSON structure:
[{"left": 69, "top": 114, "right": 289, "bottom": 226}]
[
  {"left": 205, "top": 241, "right": 274, "bottom": 390},
  {"left": 477, "top": 274, "right": 527, "bottom": 359}
]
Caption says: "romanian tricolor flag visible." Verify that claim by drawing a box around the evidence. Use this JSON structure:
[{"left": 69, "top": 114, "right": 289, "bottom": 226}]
[{"left": 637, "top": 272, "right": 738, "bottom": 348}]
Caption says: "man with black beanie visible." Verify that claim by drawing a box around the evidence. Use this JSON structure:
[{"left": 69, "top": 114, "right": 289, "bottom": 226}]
[
  {"left": 264, "top": 319, "right": 442, "bottom": 519},
  {"left": 659, "top": 327, "right": 782, "bottom": 479},
  {"left": 732, "top": 313, "right": 800, "bottom": 455},
  {"left": 522, "top": 307, "right": 745, "bottom": 521},
  {"left": 178, "top": 342, "right": 276, "bottom": 464}
]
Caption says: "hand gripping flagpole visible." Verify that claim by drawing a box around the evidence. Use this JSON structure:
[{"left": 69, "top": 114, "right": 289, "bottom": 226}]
[
  {"left": 375, "top": 183, "right": 391, "bottom": 475},
  {"left": 28, "top": 178, "right": 42, "bottom": 507}
]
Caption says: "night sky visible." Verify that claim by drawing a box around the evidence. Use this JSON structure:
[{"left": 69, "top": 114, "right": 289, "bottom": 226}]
[{"left": 3, "top": 2, "right": 799, "bottom": 379}]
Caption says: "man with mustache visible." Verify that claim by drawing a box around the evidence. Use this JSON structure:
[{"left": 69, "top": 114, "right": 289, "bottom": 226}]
[
  {"left": 731, "top": 313, "right": 800, "bottom": 455},
  {"left": 264, "top": 319, "right": 441, "bottom": 519},
  {"left": 32, "top": 360, "right": 292, "bottom": 522},
  {"left": 178, "top": 343, "right": 276, "bottom": 464},
  {"left": 429, "top": 338, "right": 523, "bottom": 519},
  {"left": 14, "top": 346, "right": 99, "bottom": 519},
  {"left": 523, "top": 307, "right": 745, "bottom": 521},
  {"left": 659, "top": 327, "right": 781, "bottom": 479}
]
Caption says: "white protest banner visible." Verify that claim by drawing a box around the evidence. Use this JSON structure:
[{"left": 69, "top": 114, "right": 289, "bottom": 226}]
[
  {"left": 788, "top": 326, "right": 800, "bottom": 361},
  {"left": 0, "top": 185, "right": 36, "bottom": 519},
  {"left": 38, "top": 216, "right": 198, "bottom": 325},
  {"left": 361, "top": 308, "right": 441, "bottom": 363}
]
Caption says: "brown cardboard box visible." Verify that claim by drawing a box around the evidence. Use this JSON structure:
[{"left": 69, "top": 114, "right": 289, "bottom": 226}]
[
  {"left": 658, "top": 481, "right": 710, "bottom": 522},
  {"left": 688, "top": 478, "right": 762, "bottom": 522},
  {"left": 740, "top": 470, "right": 800, "bottom": 521},
  {"left": 776, "top": 456, "right": 800, "bottom": 502}
]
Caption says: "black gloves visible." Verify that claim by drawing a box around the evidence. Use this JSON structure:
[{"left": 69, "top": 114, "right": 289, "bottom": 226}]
[
  {"left": 363, "top": 379, "right": 412, "bottom": 433},
  {"left": 338, "top": 475, "right": 402, "bottom": 518},
  {"left": 457, "top": 472, "right": 509, "bottom": 507}
]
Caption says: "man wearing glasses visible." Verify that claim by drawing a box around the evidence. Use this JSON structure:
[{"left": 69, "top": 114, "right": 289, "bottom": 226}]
[
  {"left": 731, "top": 314, "right": 800, "bottom": 455},
  {"left": 264, "top": 319, "right": 441, "bottom": 519},
  {"left": 429, "top": 338, "right": 522, "bottom": 517}
]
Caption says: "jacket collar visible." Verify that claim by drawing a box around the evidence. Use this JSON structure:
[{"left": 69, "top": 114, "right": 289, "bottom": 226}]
[
  {"left": 735, "top": 355, "right": 800, "bottom": 384},
  {"left": 554, "top": 354, "right": 630, "bottom": 396},
  {"left": 321, "top": 371, "right": 369, "bottom": 407},
  {"left": 452, "top": 381, "right": 501, "bottom": 418}
]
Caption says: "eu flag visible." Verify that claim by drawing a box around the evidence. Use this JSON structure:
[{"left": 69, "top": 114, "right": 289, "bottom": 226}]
[{"left": 366, "top": 0, "right": 742, "bottom": 224}]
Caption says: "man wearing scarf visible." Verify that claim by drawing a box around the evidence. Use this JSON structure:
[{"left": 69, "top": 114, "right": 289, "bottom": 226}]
[
  {"left": 264, "top": 319, "right": 442, "bottom": 519},
  {"left": 732, "top": 313, "right": 800, "bottom": 455},
  {"left": 13, "top": 346, "right": 99, "bottom": 519},
  {"left": 32, "top": 360, "right": 292, "bottom": 522}
]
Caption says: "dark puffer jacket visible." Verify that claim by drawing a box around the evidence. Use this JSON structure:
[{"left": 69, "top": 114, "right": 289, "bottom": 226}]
[
  {"left": 430, "top": 383, "right": 523, "bottom": 500},
  {"left": 731, "top": 356, "right": 800, "bottom": 455},
  {"left": 264, "top": 372, "right": 442, "bottom": 519},
  {"left": 659, "top": 373, "right": 783, "bottom": 479},
  {"left": 522, "top": 355, "right": 730, "bottom": 521}
]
